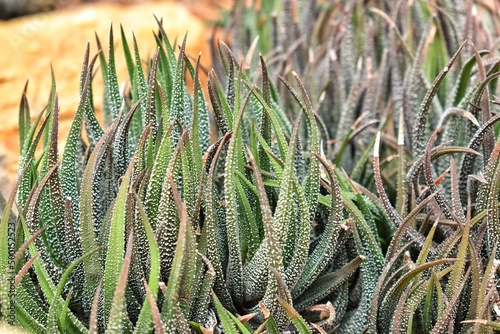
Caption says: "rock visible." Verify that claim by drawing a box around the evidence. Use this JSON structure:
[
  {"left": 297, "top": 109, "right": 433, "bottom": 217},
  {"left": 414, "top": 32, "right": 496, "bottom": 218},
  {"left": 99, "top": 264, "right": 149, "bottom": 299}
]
[
  {"left": 0, "top": 0, "right": 55, "bottom": 20},
  {"left": 0, "top": 1, "right": 218, "bottom": 196}
]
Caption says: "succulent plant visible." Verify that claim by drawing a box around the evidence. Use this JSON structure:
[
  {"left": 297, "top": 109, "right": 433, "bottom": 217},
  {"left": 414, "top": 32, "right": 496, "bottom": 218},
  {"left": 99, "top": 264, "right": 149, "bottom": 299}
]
[
  {"left": 1, "top": 0, "right": 500, "bottom": 333},
  {"left": 0, "top": 15, "right": 376, "bottom": 332}
]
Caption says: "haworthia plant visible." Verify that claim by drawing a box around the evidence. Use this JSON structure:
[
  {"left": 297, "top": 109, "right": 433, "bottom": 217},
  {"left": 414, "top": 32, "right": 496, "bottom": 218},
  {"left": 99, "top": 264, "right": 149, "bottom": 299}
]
[{"left": 1, "top": 0, "right": 500, "bottom": 333}]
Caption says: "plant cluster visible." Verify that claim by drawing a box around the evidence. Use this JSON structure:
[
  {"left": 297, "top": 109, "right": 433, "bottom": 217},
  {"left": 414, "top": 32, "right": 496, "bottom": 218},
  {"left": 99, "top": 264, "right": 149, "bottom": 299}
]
[{"left": 0, "top": 0, "right": 500, "bottom": 333}]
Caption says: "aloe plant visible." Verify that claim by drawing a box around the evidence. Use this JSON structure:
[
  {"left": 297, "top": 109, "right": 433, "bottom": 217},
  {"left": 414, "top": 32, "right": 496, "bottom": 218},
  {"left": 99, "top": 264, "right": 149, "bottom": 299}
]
[{"left": 1, "top": 0, "right": 500, "bottom": 333}]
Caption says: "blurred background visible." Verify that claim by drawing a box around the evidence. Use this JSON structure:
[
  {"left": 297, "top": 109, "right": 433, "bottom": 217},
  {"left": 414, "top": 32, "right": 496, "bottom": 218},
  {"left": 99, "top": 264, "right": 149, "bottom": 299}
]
[{"left": 0, "top": 0, "right": 231, "bottom": 196}]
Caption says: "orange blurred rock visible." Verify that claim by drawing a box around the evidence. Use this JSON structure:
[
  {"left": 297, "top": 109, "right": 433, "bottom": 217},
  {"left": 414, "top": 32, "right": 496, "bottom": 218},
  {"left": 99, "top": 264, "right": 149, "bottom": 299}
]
[{"left": 0, "top": 1, "right": 216, "bottom": 196}]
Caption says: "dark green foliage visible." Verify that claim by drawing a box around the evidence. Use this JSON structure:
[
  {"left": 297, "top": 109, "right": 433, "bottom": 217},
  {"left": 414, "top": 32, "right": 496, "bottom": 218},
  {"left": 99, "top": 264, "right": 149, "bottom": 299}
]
[{"left": 1, "top": 0, "right": 500, "bottom": 333}]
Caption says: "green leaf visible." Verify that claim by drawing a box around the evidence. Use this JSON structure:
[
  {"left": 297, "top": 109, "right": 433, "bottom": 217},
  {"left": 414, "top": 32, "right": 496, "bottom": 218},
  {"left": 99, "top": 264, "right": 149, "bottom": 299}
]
[
  {"left": 113, "top": 98, "right": 143, "bottom": 179},
  {"left": 131, "top": 33, "right": 148, "bottom": 133},
  {"left": 291, "top": 72, "right": 320, "bottom": 219},
  {"left": 89, "top": 280, "right": 102, "bottom": 334},
  {"left": 242, "top": 148, "right": 278, "bottom": 303},
  {"left": 105, "top": 232, "right": 134, "bottom": 333},
  {"left": 47, "top": 247, "right": 101, "bottom": 332},
  {"left": 212, "top": 292, "right": 238, "bottom": 334},
  {"left": 144, "top": 48, "right": 160, "bottom": 137},
  {"left": 246, "top": 81, "right": 289, "bottom": 160},
  {"left": 143, "top": 280, "right": 165, "bottom": 334},
  {"left": 0, "top": 161, "right": 31, "bottom": 322},
  {"left": 185, "top": 52, "right": 210, "bottom": 173},
  {"left": 202, "top": 132, "right": 234, "bottom": 310},
  {"left": 223, "top": 87, "right": 254, "bottom": 304},
  {"left": 227, "top": 312, "right": 253, "bottom": 334},
  {"left": 169, "top": 35, "right": 190, "bottom": 143},
  {"left": 273, "top": 114, "right": 301, "bottom": 262},
  {"left": 80, "top": 127, "right": 114, "bottom": 309},
  {"left": 412, "top": 40, "right": 466, "bottom": 157},
  {"left": 61, "top": 52, "right": 97, "bottom": 229},
  {"left": 451, "top": 50, "right": 490, "bottom": 106},
  {"left": 17, "top": 108, "right": 51, "bottom": 206},
  {"left": 102, "top": 163, "right": 131, "bottom": 322},
  {"left": 18, "top": 81, "right": 30, "bottom": 155},
  {"left": 120, "top": 25, "right": 135, "bottom": 87},
  {"left": 144, "top": 122, "right": 174, "bottom": 228},
  {"left": 294, "top": 255, "right": 364, "bottom": 311},
  {"left": 105, "top": 26, "right": 122, "bottom": 122},
  {"left": 20, "top": 212, "right": 88, "bottom": 333},
  {"left": 190, "top": 252, "right": 216, "bottom": 324},
  {"left": 41, "top": 66, "right": 57, "bottom": 154},
  {"left": 283, "top": 178, "right": 311, "bottom": 289},
  {"left": 156, "top": 130, "right": 186, "bottom": 283},
  {"left": 257, "top": 302, "right": 280, "bottom": 334},
  {"left": 277, "top": 297, "right": 312, "bottom": 334},
  {"left": 133, "top": 195, "right": 161, "bottom": 333},
  {"left": 161, "top": 175, "right": 196, "bottom": 331},
  {"left": 292, "top": 153, "right": 344, "bottom": 297}
]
